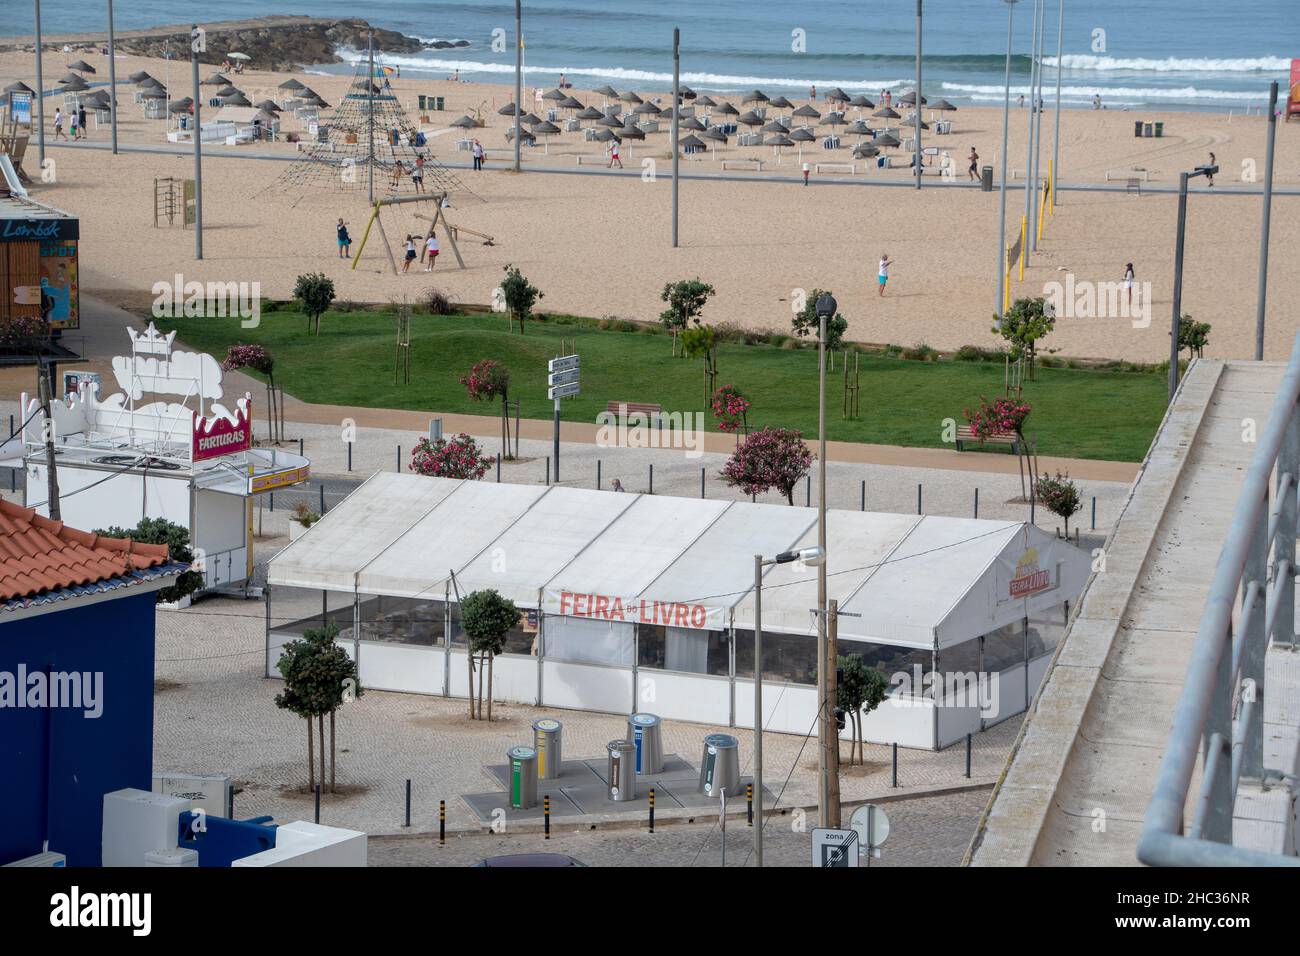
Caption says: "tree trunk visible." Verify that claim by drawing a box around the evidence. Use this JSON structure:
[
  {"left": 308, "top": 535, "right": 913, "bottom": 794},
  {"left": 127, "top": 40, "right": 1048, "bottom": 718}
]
[
  {"left": 329, "top": 708, "right": 336, "bottom": 794},
  {"left": 307, "top": 716, "right": 315, "bottom": 791},
  {"left": 487, "top": 653, "right": 495, "bottom": 722},
  {"left": 318, "top": 711, "right": 326, "bottom": 792},
  {"left": 476, "top": 652, "right": 486, "bottom": 719},
  {"left": 467, "top": 648, "right": 476, "bottom": 719}
]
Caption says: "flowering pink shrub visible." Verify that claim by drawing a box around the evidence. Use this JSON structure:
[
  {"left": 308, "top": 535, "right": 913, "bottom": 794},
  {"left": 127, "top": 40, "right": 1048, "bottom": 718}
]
[
  {"left": 221, "top": 343, "right": 274, "bottom": 376},
  {"left": 719, "top": 426, "right": 814, "bottom": 505},
  {"left": 964, "top": 395, "right": 1031, "bottom": 440},
  {"left": 410, "top": 433, "right": 492, "bottom": 480},
  {"left": 711, "top": 384, "right": 750, "bottom": 434},
  {"left": 460, "top": 359, "right": 509, "bottom": 402},
  {"left": 0, "top": 315, "right": 49, "bottom": 347}
]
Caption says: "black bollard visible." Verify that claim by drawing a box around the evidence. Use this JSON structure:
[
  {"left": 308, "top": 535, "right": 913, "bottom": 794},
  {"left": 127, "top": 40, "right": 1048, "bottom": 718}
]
[
  {"left": 496, "top": 453, "right": 501, "bottom": 482},
  {"left": 891, "top": 742, "right": 898, "bottom": 788},
  {"left": 965, "top": 734, "right": 972, "bottom": 779},
  {"left": 404, "top": 779, "right": 411, "bottom": 827},
  {"left": 806, "top": 475, "right": 811, "bottom": 507},
  {"left": 746, "top": 782, "right": 753, "bottom": 827},
  {"left": 397, "top": 445, "right": 401, "bottom": 473},
  {"left": 546, "top": 456, "right": 550, "bottom": 486},
  {"left": 347, "top": 442, "right": 352, "bottom": 472},
  {"left": 974, "top": 487, "right": 979, "bottom": 518},
  {"left": 314, "top": 784, "right": 321, "bottom": 824},
  {"left": 439, "top": 799, "right": 446, "bottom": 846},
  {"left": 1091, "top": 496, "right": 1096, "bottom": 531},
  {"left": 649, "top": 787, "right": 656, "bottom": 833},
  {"left": 544, "top": 794, "right": 551, "bottom": 839},
  {"left": 649, "top": 463, "right": 653, "bottom": 495},
  {"left": 319, "top": 485, "right": 326, "bottom": 515},
  {"left": 917, "top": 483, "right": 922, "bottom": 515},
  {"left": 700, "top": 467, "right": 705, "bottom": 499},
  {"left": 299, "top": 437, "right": 304, "bottom": 457},
  {"left": 596, "top": 459, "right": 601, "bottom": 489},
  {"left": 861, "top": 479, "right": 866, "bottom": 512}
]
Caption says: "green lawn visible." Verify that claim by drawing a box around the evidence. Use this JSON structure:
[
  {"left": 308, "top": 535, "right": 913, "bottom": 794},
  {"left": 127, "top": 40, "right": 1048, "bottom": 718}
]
[{"left": 159, "top": 309, "right": 1167, "bottom": 462}]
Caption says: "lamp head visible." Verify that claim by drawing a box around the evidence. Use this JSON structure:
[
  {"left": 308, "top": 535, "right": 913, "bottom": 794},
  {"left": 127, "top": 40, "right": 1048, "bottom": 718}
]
[
  {"left": 775, "top": 546, "right": 826, "bottom": 566},
  {"left": 815, "top": 293, "right": 837, "bottom": 320}
]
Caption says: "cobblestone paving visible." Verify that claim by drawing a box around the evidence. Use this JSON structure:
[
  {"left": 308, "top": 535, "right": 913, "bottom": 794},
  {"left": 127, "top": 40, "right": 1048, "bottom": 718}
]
[{"left": 368, "top": 787, "right": 991, "bottom": 867}]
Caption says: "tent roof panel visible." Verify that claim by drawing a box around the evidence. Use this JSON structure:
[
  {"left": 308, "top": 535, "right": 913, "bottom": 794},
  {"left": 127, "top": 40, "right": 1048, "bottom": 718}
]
[
  {"left": 268, "top": 473, "right": 460, "bottom": 591},
  {"left": 356, "top": 479, "right": 548, "bottom": 598},
  {"left": 545, "top": 494, "right": 730, "bottom": 599},
  {"left": 638, "top": 501, "right": 817, "bottom": 613},
  {"left": 453, "top": 487, "right": 639, "bottom": 606}
]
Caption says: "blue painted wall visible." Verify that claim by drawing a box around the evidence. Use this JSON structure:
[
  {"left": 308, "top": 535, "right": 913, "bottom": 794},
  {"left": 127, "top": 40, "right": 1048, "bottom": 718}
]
[{"left": 0, "top": 591, "right": 157, "bottom": 867}]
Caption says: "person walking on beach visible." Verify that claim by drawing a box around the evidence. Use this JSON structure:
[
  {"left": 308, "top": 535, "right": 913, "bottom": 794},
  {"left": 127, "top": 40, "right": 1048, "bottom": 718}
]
[
  {"left": 68, "top": 108, "right": 78, "bottom": 140},
  {"left": 608, "top": 138, "right": 623, "bottom": 168},
  {"left": 472, "top": 138, "right": 484, "bottom": 171},
  {"left": 424, "top": 232, "right": 439, "bottom": 271},
  {"left": 336, "top": 219, "right": 352, "bottom": 258},
  {"left": 1206, "top": 152, "right": 1216, "bottom": 186},
  {"left": 967, "top": 146, "right": 979, "bottom": 181},
  {"left": 877, "top": 253, "right": 893, "bottom": 297},
  {"left": 559, "top": 73, "right": 567, "bottom": 88},
  {"left": 1123, "top": 262, "right": 1135, "bottom": 307},
  {"left": 53, "top": 109, "right": 66, "bottom": 140},
  {"left": 77, "top": 104, "right": 87, "bottom": 139},
  {"left": 401, "top": 235, "right": 418, "bottom": 273},
  {"left": 810, "top": 84, "right": 817, "bottom": 102},
  {"left": 1092, "top": 93, "right": 1101, "bottom": 110}
]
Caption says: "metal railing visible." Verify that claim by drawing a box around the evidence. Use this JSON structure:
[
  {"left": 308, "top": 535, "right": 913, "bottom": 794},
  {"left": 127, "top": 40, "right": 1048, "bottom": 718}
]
[{"left": 1138, "top": 334, "right": 1300, "bottom": 866}]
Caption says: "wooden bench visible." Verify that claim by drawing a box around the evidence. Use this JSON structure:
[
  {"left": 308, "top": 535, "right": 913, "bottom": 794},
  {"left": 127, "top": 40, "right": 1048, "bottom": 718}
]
[
  {"left": 814, "top": 162, "right": 855, "bottom": 175},
  {"left": 606, "top": 401, "right": 662, "bottom": 424},
  {"left": 721, "top": 159, "right": 763, "bottom": 172},
  {"left": 955, "top": 424, "right": 1020, "bottom": 453}
]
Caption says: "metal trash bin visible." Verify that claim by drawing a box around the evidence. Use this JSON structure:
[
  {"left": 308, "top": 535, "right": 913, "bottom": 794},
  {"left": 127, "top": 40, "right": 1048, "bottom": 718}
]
[
  {"left": 533, "top": 718, "right": 563, "bottom": 780},
  {"left": 627, "top": 713, "right": 663, "bottom": 775},
  {"left": 507, "top": 745, "right": 538, "bottom": 809},
  {"left": 1154, "top": 121, "right": 1164, "bottom": 137},
  {"left": 1134, "top": 120, "right": 1143, "bottom": 138},
  {"left": 699, "top": 733, "right": 740, "bottom": 798},
  {"left": 434, "top": 95, "right": 445, "bottom": 111},
  {"left": 981, "top": 164, "right": 993, "bottom": 191},
  {"left": 607, "top": 739, "right": 637, "bottom": 802},
  {"left": 1143, "top": 122, "right": 1154, "bottom": 137}
]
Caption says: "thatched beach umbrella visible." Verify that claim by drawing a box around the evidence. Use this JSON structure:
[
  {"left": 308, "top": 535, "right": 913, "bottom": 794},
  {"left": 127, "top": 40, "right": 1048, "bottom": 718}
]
[
  {"left": 277, "top": 78, "right": 304, "bottom": 91},
  {"left": 497, "top": 102, "right": 522, "bottom": 116},
  {"left": 560, "top": 95, "right": 584, "bottom": 110},
  {"left": 505, "top": 126, "right": 535, "bottom": 144},
  {"left": 202, "top": 73, "right": 231, "bottom": 86},
  {"left": 216, "top": 85, "right": 240, "bottom": 97},
  {"left": 681, "top": 116, "right": 706, "bottom": 132},
  {"left": 695, "top": 95, "right": 717, "bottom": 108},
  {"left": 874, "top": 132, "right": 900, "bottom": 148},
  {"left": 702, "top": 126, "right": 727, "bottom": 143},
  {"left": 853, "top": 143, "right": 880, "bottom": 160},
  {"left": 128, "top": 71, "right": 151, "bottom": 83},
  {"left": 678, "top": 85, "right": 696, "bottom": 100},
  {"left": 791, "top": 103, "right": 820, "bottom": 121},
  {"left": 846, "top": 119, "right": 872, "bottom": 137},
  {"left": 618, "top": 124, "right": 645, "bottom": 139},
  {"left": 593, "top": 127, "right": 620, "bottom": 142},
  {"left": 873, "top": 106, "right": 900, "bottom": 120},
  {"left": 577, "top": 105, "right": 604, "bottom": 121},
  {"left": 679, "top": 133, "right": 705, "bottom": 152},
  {"left": 633, "top": 101, "right": 661, "bottom": 116},
  {"left": 850, "top": 94, "right": 875, "bottom": 109},
  {"left": 620, "top": 91, "right": 643, "bottom": 105},
  {"left": 168, "top": 99, "right": 193, "bottom": 114},
  {"left": 254, "top": 99, "right": 283, "bottom": 113},
  {"left": 532, "top": 120, "right": 561, "bottom": 153},
  {"left": 61, "top": 76, "right": 90, "bottom": 92},
  {"left": 820, "top": 112, "right": 847, "bottom": 127},
  {"left": 898, "top": 89, "right": 927, "bottom": 106},
  {"left": 741, "top": 89, "right": 769, "bottom": 105},
  {"left": 4, "top": 81, "right": 35, "bottom": 95},
  {"left": 737, "top": 110, "right": 764, "bottom": 127},
  {"left": 761, "top": 119, "right": 787, "bottom": 134},
  {"left": 139, "top": 88, "right": 166, "bottom": 100},
  {"left": 594, "top": 84, "right": 619, "bottom": 98},
  {"left": 825, "top": 87, "right": 850, "bottom": 104},
  {"left": 768, "top": 95, "right": 793, "bottom": 112},
  {"left": 931, "top": 98, "right": 956, "bottom": 113},
  {"left": 223, "top": 92, "right": 252, "bottom": 107},
  {"left": 521, "top": 112, "right": 544, "bottom": 126},
  {"left": 715, "top": 102, "right": 739, "bottom": 117},
  {"left": 597, "top": 114, "right": 624, "bottom": 128},
  {"left": 542, "top": 88, "right": 566, "bottom": 102},
  {"left": 68, "top": 59, "right": 96, "bottom": 74},
  {"left": 451, "top": 115, "right": 477, "bottom": 129},
  {"left": 765, "top": 132, "right": 795, "bottom": 162}
]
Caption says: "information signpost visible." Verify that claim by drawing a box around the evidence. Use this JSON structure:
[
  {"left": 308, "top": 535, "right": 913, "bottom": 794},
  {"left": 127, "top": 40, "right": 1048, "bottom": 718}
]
[{"left": 547, "top": 354, "right": 580, "bottom": 482}]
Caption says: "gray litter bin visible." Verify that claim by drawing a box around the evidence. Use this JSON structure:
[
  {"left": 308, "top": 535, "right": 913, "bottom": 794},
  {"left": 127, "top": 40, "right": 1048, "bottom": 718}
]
[
  {"left": 981, "top": 165, "right": 993, "bottom": 191},
  {"left": 507, "top": 745, "right": 538, "bottom": 809},
  {"left": 699, "top": 733, "right": 740, "bottom": 798},
  {"left": 627, "top": 713, "right": 663, "bottom": 775},
  {"left": 533, "top": 718, "right": 563, "bottom": 780},
  {"left": 607, "top": 739, "right": 637, "bottom": 802}
]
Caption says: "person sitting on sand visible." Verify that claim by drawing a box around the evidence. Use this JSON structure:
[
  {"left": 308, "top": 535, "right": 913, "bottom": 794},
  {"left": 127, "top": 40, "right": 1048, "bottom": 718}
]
[
  {"left": 336, "top": 219, "right": 352, "bottom": 258},
  {"left": 968, "top": 146, "right": 979, "bottom": 181},
  {"left": 401, "top": 235, "right": 418, "bottom": 273},
  {"left": 424, "top": 233, "right": 439, "bottom": 271},
  {"left": 877, "top": 253, "right": 893, "bottom": 297}
]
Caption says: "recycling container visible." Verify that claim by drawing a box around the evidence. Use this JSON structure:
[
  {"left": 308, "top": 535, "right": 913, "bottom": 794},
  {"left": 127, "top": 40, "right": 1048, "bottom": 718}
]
[
  {"left": 1134, "top": 120, "right": 1143, "bottom": 138},
  {"left": 607, "top": 739, "right": 637, "bottom": 802},
  {"left": 699, "top": 733, "right": 740, "bottom": 798},
  {"left": 627, "top": 713, "right": 663, "bottom": 775},
  {"left": 1143, "top": 122, "right": 1154, "bottom": 137},
  {"left": 1154, "top": 121, "right": 1164, "bottom": 137},
  {"left": 533, "top": 718, "right": 563, "bottom": 780},
  {"left": 981, "top": 165, "right": 993, "bottom": 191},
  {"left": 434, "top": 95, "right": 445, "bottom": 111},
  {"left": 507, "top": 745, "right": 538, "bottom": 809}
]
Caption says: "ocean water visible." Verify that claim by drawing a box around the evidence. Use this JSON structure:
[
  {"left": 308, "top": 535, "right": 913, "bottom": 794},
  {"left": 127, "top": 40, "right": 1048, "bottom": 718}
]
[{"left": 4, "top": 0, "right": 1292, "bottom": 111}]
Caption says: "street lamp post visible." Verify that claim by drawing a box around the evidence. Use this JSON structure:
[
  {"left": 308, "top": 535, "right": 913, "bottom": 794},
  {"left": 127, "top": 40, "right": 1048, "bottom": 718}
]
[
  {"left": 514, "top": 0, "right": 522, "bottom": 173},
  {"left": 814, "top": 293, "right": 836, "bottom": 827},
  {"left": 1169, "top": 163, "right": 1217, "bottom": 401},
  {"left": 995, "top": 0, "right": 1019, "bottom": 317},
  {"left": 753, "top": 545, "right": 825, "bottom": 867}
]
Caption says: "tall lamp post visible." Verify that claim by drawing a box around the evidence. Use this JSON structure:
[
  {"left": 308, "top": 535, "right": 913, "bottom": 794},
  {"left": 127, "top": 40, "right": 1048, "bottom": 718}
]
[
  {"left": 514, "top": 0, "right": 522, "bottom": 173},
  {"left": 995, "top": 0, "right": 1019, "bottom": 316},
  {"left": 1169, "top": 163, "right": 1217, "bottom": 401},
  {"left": 34, "top": 0, "right": 45, "bottom": 166},
  {"left": 753, "top": 545, "right": 826, "bottom": 867},
  {"left": 1255, "top": 81, "right": 1279, "bottom": 360},
  {"left": 814, "top": 293, "right": 837, "bottom": 827}
]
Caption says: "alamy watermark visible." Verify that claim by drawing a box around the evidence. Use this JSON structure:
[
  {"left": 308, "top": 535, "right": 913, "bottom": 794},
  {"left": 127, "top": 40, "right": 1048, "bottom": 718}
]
[
  {"left": 1043, "top": 274, "right": 1151, "bottom": 329},
  {"left": 889, "top": 665, "right": 1000, "bottom": 717},
  {"left": 595, "top": 405, "right": 705, "bottom": 459},
  {"left": 1, "top": 665, "right": 103, "bottom": 718},
  {"left": 152, "top": 273, "right": 261, "bottom": 328}
]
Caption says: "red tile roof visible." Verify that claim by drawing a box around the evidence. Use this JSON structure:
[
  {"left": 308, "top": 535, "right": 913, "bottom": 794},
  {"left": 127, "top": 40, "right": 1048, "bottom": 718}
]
[{"left": 0, "top": 500, "right": 170, "bottom": 602}]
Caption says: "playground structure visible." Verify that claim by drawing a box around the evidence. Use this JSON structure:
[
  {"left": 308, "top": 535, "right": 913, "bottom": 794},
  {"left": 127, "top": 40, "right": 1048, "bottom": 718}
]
[
  {"left": 153, "top": 177, "right": 196, "bottom": 227},
  {"left": 350, "top": 191, "right": 495, "bottom": 275}
]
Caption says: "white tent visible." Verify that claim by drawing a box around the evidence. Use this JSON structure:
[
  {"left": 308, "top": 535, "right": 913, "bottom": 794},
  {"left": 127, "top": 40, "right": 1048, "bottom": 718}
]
[{"left": 267, "top": 475, "right": 1092, "bottom": 748}]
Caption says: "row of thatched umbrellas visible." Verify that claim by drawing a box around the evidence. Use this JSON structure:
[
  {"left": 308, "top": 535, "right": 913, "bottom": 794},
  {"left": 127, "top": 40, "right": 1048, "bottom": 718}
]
[{"left": 462, "top": 84, "right": 955, "bottom": 159}]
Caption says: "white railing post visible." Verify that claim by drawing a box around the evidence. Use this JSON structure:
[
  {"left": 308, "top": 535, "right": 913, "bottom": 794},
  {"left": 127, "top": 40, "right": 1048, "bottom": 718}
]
[
  {"left": 1240, "top": 500, "right": 1268, "bottom": 781},
  {"left": 1274, "top": 400, "right": 1300, "bottom": 650}
]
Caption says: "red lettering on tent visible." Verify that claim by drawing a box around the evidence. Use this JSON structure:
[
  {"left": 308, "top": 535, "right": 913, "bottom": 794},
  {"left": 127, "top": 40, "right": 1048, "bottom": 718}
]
[{"left": 691, "top": 605, "right": 707, "bottom": 628}]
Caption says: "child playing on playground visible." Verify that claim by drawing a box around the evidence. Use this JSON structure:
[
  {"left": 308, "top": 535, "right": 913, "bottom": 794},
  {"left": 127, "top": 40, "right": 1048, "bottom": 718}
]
[
  {"left": 411, "top": 155, "right": 425, "bottom": 192},
  {"left": 877, "top": 253, "right": 893, "bottom": 296},
  {"left": 401, "top": 235, "right": 417, "bottom": 273},
  {"left": 424, "top": 233, "right": 439, "bottom": 271},
  {"left": 336, "top": 219, "right": 351, "bottom": 259},
  {"left": 391, "top": 160, "right": 405, "bottom": 187}
]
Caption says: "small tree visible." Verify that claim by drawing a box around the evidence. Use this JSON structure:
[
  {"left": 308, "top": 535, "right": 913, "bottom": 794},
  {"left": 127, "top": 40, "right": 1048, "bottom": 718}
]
[
  {"left": 458, "top": 589, "right": 519, "bottom": 721},
  {"left": 837, "top": 654, "right": 889, "bottom": 765},
  {"left": 274, "top": 622, "right": 361, "bottom": 793},
  {"left": 1036, "top": 471, "right": 1083, "bottom": 537},
  {"left": 409, "top": 433, "right": 493, "bottom": 480},
  {"left": 501, "top": 264, "right": 543, "bottom": 334},
  {"left": 1178, "top": 313, "right": 1211, "bottom": 359},
  {"left": 719, "top": 426, "right": 814, "bottom": 505},
  {"left": 711, "top": 384, "right": 750, "bottom": 435},
  {"left": 94, "top": 517, "right": 204, "bottom": 604},
  {"left": 681, "top": 322, "right": 719, "bottom": 406},
  {"left": 791, "top": 288, "right": 848, "bottom": 353},
  {"left": 660, "top": 278, "right": 715, "bottom": 357},
  {"left": 965, "top": 395, "right": 1038, "bottom": 501},
  {"left": 992, "top": 296, "right": 1055, "bottom": 383},
  {"left": 295, "top": 272, "right": 336, "bottom": 335},
  {"left": 221, "top": 344, "right": 275, "bottom": 391},
  {"left": 461, "top": 359, "right": 513, "bottom": 456}
]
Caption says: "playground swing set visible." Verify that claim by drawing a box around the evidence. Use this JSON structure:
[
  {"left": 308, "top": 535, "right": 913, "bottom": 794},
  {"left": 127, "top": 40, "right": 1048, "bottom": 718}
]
[{"left": 350, "top": 191, "right": 495, "bottom": 274}]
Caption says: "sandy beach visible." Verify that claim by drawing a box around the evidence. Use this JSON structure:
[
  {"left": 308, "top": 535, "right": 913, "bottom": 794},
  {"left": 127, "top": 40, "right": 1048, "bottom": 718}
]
[{"left": 3, "top": 47, "right": 1297, "bottom": 363}]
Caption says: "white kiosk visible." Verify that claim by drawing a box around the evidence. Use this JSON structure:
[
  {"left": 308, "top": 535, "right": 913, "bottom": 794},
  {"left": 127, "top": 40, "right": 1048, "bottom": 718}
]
[{"left": 21, "top": 322, "right": 310, "bottom": 592}]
